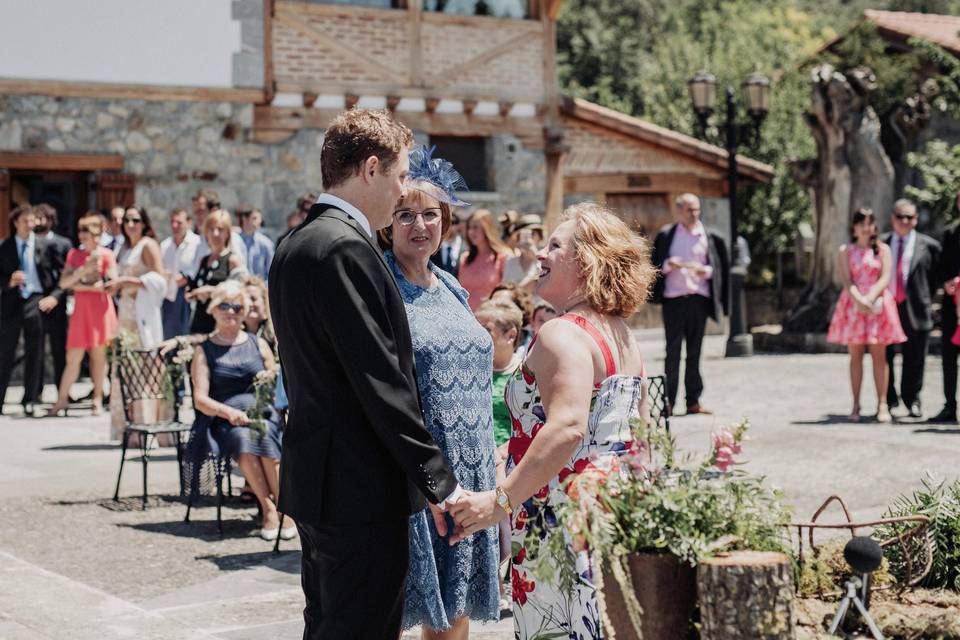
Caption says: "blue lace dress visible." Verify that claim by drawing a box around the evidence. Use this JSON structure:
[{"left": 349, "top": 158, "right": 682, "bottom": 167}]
[{"left": 384, "top": 251, "right": 500, "bottom": 631}]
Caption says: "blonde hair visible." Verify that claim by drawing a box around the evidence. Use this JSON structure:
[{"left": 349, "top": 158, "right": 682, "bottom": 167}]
[
  {"left": 206, "top": 280, "right": 250, "bottom": 315},
  {"left": 464, "top": 209, "right": 512, "bottom": 263},
  {"left": 564, "top": 202, "right": 655, "bottom": 317},
  {"left": 203, "top": 209, "right": 233, "bottom": 249},
  {"left": 475, "top": 300, "right": 523, "bottom": 345},
  {"left": 77, "top": 213, "right": 103, "bottom": 237}
]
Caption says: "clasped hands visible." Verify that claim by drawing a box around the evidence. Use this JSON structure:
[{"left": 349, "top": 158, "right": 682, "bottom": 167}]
[{"left": 429, "top": 489, "right": 504, "bottom": 545}]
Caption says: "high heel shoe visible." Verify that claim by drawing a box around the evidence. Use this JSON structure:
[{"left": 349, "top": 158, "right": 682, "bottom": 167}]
[
  {"left": 91, "top": 402, "right": 102, "bottom": 416},
  {"left": 876, "top": 404, "right": 892, "bottom": 423},
  {"left": 44, "top": 404, "right": 67, "bottom": 418}
]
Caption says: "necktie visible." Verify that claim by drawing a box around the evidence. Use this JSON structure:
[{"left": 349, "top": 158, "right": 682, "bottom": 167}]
[
  {"left": 18, "top": 241, "right": 29, "bottom": 299},
  {"left": 895, "top": 237, "right": 906, "bottom": 305}
]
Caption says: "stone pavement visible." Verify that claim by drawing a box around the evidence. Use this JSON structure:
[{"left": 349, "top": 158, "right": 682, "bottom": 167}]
[{"left": 0, "top": 330, "right": 958, "bottom": 638}]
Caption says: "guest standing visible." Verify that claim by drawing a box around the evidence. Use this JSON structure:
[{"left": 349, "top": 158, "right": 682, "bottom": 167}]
[
  {"left": 931, "top": 190, "right": 960, "bottom": 424},
  {"left": 882, "top": 199, "right": 940, "bottom": 419},
  {"left": 827, "top": 208, "right": 906, "bottom": 422},
  {"left": 651, "top": 193, "right": 728, "bottom": 415},
  {"left": 269, "top": 109, "right": 458, "bottom": 639},
  {"left": 160, "top": 208, "right": 202, "bottom": 339},
  {"left": 449, "top": 203, "right": 654, "bottom": 638},
  {"left": 458, "top": 209, "right": 511, "bottom": 311},
  {"left": 379, "top": 158, "right": 499, "bottom": 636},
  {"left": 46, "top": 215, "right": 118, "bottom": 416},
  {"left": 191, "top": 191, "right": 247, "bottom": 267},
  {"left": 501, "top": 226, "right": 540, "bottom": 293},
  {"left": 430, "top": 211, "right": 464, "bottom": 276},
  {"left": 33, "top": 203, "right": 72, "bottom": 393},
  {"left": 99, "top": 206, "right": 126, "bottom": 254},
  {"left": 186, "top": 281, "right": 291, "bottom": 540},
  {"left": 0, "top": 206, "right": 47, "bottom": 415},
  {"left": 237, "top": 205, "right": 275, "bottom": 282},
  {"left": 186, "top": 209, "right": 245, "bottom": 334}
]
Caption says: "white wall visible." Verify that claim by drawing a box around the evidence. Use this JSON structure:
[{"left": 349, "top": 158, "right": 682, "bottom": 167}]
[{"left": 0, "top": 0, "right": 241, "bottom": 87}]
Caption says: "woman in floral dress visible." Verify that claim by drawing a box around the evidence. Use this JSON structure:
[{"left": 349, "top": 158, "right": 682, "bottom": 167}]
[
  {"left": 450, "top": 203, "right": 656, "bottom": 639},
  {"left": 827, "top": 208, "right": 906, "bottom": 422}
]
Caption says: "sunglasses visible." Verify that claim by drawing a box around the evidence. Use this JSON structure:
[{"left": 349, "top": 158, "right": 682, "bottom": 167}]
[
  {"left": 78, "top": 226, "right": 94, "bottom": 234},
  {"left": 894, "top": 214, "right": 916, "bottom": 221},
  {"left": 216, "top": 302, "right": 244, "bottom": 314},
  {"left": 123, "top": 217, "right": 143, "bottom": 225},
  {"left": 394, "top": 208, "right": 442, "bottom": 226}
]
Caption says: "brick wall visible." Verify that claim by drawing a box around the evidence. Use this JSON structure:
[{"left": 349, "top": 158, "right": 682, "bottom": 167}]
[{"left": 273, "top": 4, "right": 545, "bottom": 101}]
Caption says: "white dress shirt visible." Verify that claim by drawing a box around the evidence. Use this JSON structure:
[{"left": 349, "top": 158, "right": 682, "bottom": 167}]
[
  {"left": 315, "top": 193, "right": 372, "bottom": 237},
  {"left": 160, "top": 230, "right": 202, "bottom": 301}
]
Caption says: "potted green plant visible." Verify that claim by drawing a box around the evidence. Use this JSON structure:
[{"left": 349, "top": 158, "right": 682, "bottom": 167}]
[{"left": 537, "top": 419, "right": 793, "bottom": 639}]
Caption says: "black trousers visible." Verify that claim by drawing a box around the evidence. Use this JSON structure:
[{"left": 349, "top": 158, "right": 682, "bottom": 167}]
[
  {"left": 298, "top": 518, "right": 409, "bottom": 639},
  {"left": 943, "top": 301, "right": 958, "bottom": 411},
  {"left": 886, "top": 303, "right": 929, "bottom": 407},
  {"left": 0, "top": 294, "right": 45, "bottom": 408},
  {"left": 662, "top": 295, "right": 711, "bottom": 409},
  {"left": 43, "top": 308, "right": 68, "bottom": 390}
]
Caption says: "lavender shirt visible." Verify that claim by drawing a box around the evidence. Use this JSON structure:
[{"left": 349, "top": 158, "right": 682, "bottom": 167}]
[{"left": 662, "top": 222, "right": 713, "bottom": 299}]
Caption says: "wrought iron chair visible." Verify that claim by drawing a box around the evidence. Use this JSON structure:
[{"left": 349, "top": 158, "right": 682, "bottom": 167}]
[
  {"left": 646, "top": 374, "right": 671, "bottom": 433},
  {"left": 112, "top": 343, "right": 191, "bottom": 509}
]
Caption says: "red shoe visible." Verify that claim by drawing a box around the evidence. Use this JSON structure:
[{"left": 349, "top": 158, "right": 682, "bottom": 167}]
[{"left": 686, "top": 404, "right": 713, "bottom": 415}]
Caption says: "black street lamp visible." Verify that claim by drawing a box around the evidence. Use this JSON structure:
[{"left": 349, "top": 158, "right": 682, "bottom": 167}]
[{"left": 687, "top": 70, "right": 771, "bottom": 358}]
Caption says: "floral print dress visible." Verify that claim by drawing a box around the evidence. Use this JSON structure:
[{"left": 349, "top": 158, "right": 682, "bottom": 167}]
[
  {"left": 826, "top": 244, "right": 906, "bottom": 346},
  {"left": 505, "top": 314, "right": 644, "bottom": 640}
]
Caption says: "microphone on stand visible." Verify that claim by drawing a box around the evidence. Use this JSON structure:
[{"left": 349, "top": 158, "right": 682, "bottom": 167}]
[{"left": 828, "top": 536, "right": 885, "bottom": 639}]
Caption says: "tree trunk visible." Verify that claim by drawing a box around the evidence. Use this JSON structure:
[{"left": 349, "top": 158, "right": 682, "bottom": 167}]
[
  {"left": 784, "top": 64, "right": 894, "bottom": 332},
  {"left": 697, "top": 551, "right": 796, "bottom": 640}
]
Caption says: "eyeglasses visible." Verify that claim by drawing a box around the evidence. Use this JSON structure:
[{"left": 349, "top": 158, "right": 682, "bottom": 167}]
[
  {"left": 894, "top": 214, "right": 916, "bottom": 221},
  {"left": 78, "top": 226, "right": 93, "bottom": 234},
  {"left": 216, "top": 302, "right": 244, "bottom": 314},
  {"left": 394, "top": 208, "right": 442, "bottom": 226},
  {"left": 123, "top": 217, "right": 143, "bottom": 225}
]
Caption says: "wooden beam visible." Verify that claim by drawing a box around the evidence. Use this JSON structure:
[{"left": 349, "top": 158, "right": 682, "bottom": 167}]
[
  {"left": 0, "top": 152, "right": 124, "bottom": 172},
  {"left": 274, "top": 81, "right": 543, "bottom": 105},
  {"left": 263, "top": 0, "right": 276, "bottom": 104},
  {"left": 274, "top": 7, "right": 408, "bottom": 84},
  {"left": 426, "top": 31, "right": 534, "bottom": 87},
  {"left": 0, "top": 78, "right": 265, "bottom": 104},
  {"left": 563, "top": 173, "right": 724, "bottom": 197},
  {"left": 276, "top": 0, "right": 407, "bottom": 21},
  {"left": 422, "top": 10, "right": 542, "bottom": 31}
]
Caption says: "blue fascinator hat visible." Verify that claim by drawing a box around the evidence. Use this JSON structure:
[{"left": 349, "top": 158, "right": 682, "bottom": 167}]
[{"left": 406, "top": 145, "right": 470, "bottom": 207}]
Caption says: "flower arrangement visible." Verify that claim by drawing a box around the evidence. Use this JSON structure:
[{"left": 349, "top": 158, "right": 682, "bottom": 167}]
[
  {"left": 244, "top": 370, "right": 277, "bottom": 439},
  {"left": 538, "top": 419, "right": 793, "bottom": 598}
]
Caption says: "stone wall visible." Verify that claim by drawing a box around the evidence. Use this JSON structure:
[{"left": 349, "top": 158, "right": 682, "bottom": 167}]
[{"left": 0, "top": 94, "right": 548, "bottom": 238}]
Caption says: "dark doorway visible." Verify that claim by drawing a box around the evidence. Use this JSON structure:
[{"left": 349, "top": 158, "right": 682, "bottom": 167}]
[{"left": 10, "top": 170, "right": 92, "bottom": 242}]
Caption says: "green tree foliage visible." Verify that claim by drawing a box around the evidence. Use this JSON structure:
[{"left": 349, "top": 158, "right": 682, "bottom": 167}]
[
  {"left": 906, "top": 140, "right": 960, "bottom": 223},
  {"left": 556, "top": 0, "right": 960, "bottom": 261}
]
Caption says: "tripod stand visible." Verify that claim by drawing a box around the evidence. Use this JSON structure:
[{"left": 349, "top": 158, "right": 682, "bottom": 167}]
[{"left": 827, "top": 574, "right": 884, "bottom": 639}]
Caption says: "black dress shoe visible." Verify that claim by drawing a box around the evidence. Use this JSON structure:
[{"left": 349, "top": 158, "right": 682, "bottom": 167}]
[
  {"left": 887, "top": 397, "right": 900, "bottom": 410},
  {"left": 908, "top": 400, "right": 923, "bottom": 418},
  {"left": 22, "top": 403, "right": 34, "bottom": 417},
  {"left": 927, "top": 407, "right": 957, "bottom": 424}
]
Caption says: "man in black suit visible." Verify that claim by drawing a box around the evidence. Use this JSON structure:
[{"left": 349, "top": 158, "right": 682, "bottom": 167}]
[
  {"left": 651, "top": 193, "right": 729, "bottom": 415},
  {"left": 883, "top": 199, "right": 940, "bottom": 418},
  {"left": 33, "top": 203, "right": 72, "bottom": 392},
  {"left": 430, "top": 211, "right": 463, "bottom": 276},
  {"left": 0, "top": 206, "right": 58, "bottom": 415},
  {"left": 269, "top": 109, "right": 460, "bottom": 639},
  {"left": 932, "top": 190, "right": 960, "bottom": 424}
]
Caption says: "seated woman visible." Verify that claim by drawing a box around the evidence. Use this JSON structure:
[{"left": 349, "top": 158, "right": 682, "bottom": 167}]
[{"left": 185, "top": 280, "right": 294, "bottom": 541}]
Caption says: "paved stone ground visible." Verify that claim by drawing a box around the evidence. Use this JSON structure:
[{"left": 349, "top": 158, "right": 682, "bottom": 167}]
[{"left": 1, "top": 330, "right": 959, "bottom": 638}]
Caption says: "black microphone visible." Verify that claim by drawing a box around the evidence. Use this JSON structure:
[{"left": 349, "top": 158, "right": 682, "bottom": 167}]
[{"left": 844, "top": 536, "right": 883, "bottom": 574}]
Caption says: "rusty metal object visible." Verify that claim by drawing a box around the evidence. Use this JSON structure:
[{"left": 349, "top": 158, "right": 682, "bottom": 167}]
[{"left": 789, "top": 494, "right": 932, "bottom": 594}]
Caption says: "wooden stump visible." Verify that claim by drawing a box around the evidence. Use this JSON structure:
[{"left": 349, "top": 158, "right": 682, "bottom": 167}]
[
  {"left": 698, "top": 551, "right": 795, "bottom": 640},
  {"left": 601, "top": 552, "right": 697, "bottom": 640}
]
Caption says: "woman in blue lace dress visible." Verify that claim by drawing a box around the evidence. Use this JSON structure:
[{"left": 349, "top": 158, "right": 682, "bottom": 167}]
[{"left": 379, "top": 147, "right": 499, "bottom": 638}]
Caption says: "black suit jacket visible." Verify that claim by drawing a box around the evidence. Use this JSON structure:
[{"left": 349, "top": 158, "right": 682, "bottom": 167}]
[
  {"left": 882, "top": 231, "right": 941, "bottom": 332},
  {"left": 269, "top": 204, "right": 457, "bottom": 526},
  {"left": 650, "top": 223, "right": 729, "bottom": 322},
  {"left": 430, "top": 243, "right": 459, "bottom": 277},
  {"left": 0, "top": 234, "right": 66, "bottom": 321}
]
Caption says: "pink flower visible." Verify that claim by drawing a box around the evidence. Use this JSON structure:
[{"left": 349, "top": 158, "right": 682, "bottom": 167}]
[{"left": 712, "top": 426, "right": 742, "bottom": 472}]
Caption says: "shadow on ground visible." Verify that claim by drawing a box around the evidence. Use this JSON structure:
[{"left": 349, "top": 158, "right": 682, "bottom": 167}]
[
  {"left": 791, "top": 414, "right": 878, "bottom": 426},
  {"left": 196, "top": 549, "right": 302, "bottom": 573}
]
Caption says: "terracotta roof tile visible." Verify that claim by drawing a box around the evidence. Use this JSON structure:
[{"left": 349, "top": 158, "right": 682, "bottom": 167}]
[
  {"left": 864, "top": 9, "right": 960, "bottom": 55},
  {"left": 561, "top": 97, "right": 775, "bottom": 183}
]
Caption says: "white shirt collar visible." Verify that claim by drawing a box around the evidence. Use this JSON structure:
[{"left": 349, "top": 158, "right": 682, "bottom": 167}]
[{"left": 315, "top": 193, "right": 372, "bottom": 238}]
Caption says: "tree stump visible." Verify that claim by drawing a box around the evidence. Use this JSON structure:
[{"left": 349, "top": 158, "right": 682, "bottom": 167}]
[{"left": 698, "top": 551, "right": 796, "bottom": 640}]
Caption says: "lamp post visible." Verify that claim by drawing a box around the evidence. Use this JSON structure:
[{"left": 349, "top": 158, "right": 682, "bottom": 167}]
[{"left": 687, "top": 70, "right": 771, "bottom": 358}]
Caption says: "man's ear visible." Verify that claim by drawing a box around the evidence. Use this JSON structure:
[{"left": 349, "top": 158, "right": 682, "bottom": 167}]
[
  {"left": 508, "top": 327, "right": 519, "bottom": 345},
  {"left": 361, "top": 156, "right": 380, "bottom": 184}
]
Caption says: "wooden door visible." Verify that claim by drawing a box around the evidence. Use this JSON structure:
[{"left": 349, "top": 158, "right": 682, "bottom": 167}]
[
  {"left": 0, "top": 170, "right": 8, "bottom": 239},
  {"left": 605, "top": 193, "right": 672, "bottom": 239},
  {"left": 96, "top": 172, "right": 135, "bottom": 211}
]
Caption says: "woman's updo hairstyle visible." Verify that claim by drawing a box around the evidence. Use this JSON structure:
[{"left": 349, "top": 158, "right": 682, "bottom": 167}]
[{"left": 564, "top": 202, "right": 655, "bottom": 317}]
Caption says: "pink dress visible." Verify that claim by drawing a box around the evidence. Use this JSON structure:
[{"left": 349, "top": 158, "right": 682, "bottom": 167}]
[
  {"left": 66, "top": 248, "right": 118, "bottom": 350},
  {"left": 827, "top": 244, "right": 906, "bottom": 346},
  {"left": 457, "top": 251, "right": 506, "bottom": 311}
]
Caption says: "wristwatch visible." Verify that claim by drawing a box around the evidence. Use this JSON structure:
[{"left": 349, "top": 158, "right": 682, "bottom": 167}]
[{"left": 495, "top": 486, "right": 513, "bottom": 515}]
